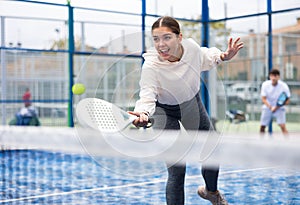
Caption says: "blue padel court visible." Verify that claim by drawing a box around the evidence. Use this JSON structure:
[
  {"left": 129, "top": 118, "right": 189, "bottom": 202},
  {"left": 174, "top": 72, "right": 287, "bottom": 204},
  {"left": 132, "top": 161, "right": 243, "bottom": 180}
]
[{"left": 1, "top": 150, "right": 299, "bottom": 204}]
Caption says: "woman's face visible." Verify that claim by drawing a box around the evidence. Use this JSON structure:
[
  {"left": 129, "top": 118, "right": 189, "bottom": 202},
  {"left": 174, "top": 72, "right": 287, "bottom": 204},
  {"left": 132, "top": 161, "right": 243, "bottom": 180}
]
[{"left": 152, "top": 27, "right": 182, "bottom": 62}]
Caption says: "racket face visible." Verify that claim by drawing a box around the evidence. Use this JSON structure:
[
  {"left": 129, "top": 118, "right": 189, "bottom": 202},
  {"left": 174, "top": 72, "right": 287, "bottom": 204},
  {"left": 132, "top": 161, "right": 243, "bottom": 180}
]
[
  {"left": 76, "top": 98, "right": 137, "bottom": 132},
  {"left": 277, "top": 92, "right": 287, "bottom": 106}
]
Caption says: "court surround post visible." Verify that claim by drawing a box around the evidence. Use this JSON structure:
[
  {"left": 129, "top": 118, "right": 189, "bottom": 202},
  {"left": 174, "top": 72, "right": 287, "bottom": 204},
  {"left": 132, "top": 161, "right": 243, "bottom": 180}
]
[
  {"left": 267, "top": 0, "right": 273, "bottom": 134},
  {"left": 201, "top": 0, "right": 210, "bottom": 116},
  {"left": 67, "top": 1, "right": 74, "bottom": 127}
]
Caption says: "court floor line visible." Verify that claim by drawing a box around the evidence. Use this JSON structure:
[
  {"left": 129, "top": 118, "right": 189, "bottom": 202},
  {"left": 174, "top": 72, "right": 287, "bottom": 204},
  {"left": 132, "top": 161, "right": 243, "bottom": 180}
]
[
  {"left": 0, "top": 178, "right": 166, "bottom": 203},
  {"left": 0, "top": 166, "right": 278, "bottom": 203}
]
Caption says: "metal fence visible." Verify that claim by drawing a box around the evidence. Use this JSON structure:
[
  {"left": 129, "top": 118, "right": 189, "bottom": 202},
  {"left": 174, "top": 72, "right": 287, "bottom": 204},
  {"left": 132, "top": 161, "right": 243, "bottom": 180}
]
[{"left": 1, "top": 0, "right": 300, "bottom": 127}]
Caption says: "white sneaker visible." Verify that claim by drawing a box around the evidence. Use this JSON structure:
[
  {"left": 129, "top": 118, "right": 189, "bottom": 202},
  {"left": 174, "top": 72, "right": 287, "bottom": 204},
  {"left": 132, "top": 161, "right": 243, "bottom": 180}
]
[{"left": 197, "top": 186, "right": 228, "bottom": 205}]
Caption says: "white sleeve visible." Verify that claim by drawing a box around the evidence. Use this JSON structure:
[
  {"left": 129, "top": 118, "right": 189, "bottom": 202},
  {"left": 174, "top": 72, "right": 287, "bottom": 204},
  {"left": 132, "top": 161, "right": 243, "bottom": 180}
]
[
  {"left": 200, "top": 47, "right": 223, "bottom": 71},
  {"left": 261, "top": 82, "right": 267, "bottom": 97},
  {"left": 134, "top": 66, "right": 157, "bottom": 116}
]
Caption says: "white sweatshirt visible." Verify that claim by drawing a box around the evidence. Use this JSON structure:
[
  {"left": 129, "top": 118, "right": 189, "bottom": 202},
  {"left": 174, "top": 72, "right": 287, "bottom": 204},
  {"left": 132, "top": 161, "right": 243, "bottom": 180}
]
[{"left": 134, "top": 38, "right": 223, "bottom": 116}]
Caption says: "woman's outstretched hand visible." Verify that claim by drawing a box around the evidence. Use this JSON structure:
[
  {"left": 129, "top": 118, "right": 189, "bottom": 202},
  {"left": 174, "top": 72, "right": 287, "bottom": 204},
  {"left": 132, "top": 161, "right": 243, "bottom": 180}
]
[{"left": 221, "top": 37, "right": 244, "bottom": 61}]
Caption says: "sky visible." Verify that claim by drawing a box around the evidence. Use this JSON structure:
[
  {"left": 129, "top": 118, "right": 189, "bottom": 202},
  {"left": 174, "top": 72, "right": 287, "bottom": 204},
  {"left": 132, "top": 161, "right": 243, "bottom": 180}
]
[{"left": 0, "top": 0, "right": 299, "bottom": 50}]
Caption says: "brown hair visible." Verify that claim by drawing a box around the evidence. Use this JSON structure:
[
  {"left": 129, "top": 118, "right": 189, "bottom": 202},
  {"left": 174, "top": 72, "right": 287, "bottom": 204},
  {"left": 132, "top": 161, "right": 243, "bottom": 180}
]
[
  {"left": 151, "top": 16, "right": 181, "bottom": 35},
  {"left": 269, "top": 69, "right": 280, "bottom": 76}
]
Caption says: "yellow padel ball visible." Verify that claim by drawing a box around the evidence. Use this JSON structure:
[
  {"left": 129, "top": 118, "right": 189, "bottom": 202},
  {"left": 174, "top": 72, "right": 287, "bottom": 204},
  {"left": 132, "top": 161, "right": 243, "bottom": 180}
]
[{"left": 72, "top": 83, "right": 86, "bottom": 95}]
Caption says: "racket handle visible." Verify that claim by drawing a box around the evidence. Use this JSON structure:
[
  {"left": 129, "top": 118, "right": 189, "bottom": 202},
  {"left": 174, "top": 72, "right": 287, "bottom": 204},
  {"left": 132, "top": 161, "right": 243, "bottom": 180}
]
[{"left": 144, "top": 118, "right": 154, "bottom": 128}]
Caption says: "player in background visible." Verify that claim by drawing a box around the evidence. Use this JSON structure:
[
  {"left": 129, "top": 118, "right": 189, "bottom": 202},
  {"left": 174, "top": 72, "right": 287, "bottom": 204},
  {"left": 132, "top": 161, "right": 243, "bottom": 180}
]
[{"left": 260, "top": 68, "right": 291, "bottom": 135}]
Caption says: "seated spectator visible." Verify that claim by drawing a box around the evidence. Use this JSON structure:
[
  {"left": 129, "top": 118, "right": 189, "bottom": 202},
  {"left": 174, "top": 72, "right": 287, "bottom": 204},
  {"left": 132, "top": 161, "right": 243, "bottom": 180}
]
[
  {"left": 9, "top": 88, "right": 40, "bottom": 126},
  {"left": 9, "top": 105, "right": 40, "bottom": 126},
  {"left": 23, "top": 88, "right": 32, "bottom": 107}
]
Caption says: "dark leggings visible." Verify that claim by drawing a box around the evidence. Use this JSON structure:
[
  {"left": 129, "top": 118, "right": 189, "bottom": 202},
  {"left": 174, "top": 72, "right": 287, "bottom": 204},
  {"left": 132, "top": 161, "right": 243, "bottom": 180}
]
[{"left": 152, "top": 93, "right": 219, "bottom": 205}]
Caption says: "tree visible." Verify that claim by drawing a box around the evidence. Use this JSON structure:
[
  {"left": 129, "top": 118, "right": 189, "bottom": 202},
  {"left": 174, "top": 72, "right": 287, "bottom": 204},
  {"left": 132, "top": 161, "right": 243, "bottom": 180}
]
[{"left": 49, "top": 36, "right": 96, "bottom": 51}]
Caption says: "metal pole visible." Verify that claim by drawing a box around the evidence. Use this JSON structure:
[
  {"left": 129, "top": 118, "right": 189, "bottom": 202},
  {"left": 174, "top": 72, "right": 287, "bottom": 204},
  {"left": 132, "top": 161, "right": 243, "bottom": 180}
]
[
  {"left": 141, "top": 0, "right": 146, "bottom": 56},
  {"left": 201, "top": 0, "right": 210, "bottom": 116},
  {"left": 224, "top": 2, "right": 228, "bottom": 83},
  {"left": 1, "top": 16, "right": 7, "bottom": 125},
  {"left": 67, "top": 1, "right": 74, "bottom": 127},
  {"left": 267, "top": 0, "right": 273, "bottom": 134}
]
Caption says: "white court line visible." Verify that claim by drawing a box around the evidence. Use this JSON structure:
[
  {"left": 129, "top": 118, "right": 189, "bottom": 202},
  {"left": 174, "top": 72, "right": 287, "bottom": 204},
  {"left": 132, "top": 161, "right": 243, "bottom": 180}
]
[
  {"left": 0, "top": 166, "right": 278, "bottom": 203},
  {"left": 221, "top": 166, "right": 280, "bottom": 175},
  {"left": 0, "top": 178, "right": 166, "bottom": 203},
  {"left": 186, "top": 166, "right": 279, "bottom": 180}
]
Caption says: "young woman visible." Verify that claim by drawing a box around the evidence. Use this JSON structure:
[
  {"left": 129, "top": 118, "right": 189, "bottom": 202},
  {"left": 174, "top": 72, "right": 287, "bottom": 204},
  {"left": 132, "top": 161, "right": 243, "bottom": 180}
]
[{"left": 129, "top": 16, "right": 243, "bottom": 205}]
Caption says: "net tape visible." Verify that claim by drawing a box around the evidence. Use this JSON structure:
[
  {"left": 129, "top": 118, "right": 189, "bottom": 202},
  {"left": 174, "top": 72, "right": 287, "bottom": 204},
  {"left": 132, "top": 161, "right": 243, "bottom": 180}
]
[{"left": 1, "top": 126, "right": 299, "bottom": 169}]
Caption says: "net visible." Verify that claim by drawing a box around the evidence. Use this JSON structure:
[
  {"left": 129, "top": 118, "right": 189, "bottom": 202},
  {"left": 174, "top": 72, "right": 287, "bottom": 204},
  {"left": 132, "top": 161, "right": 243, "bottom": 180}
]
[
  {"left": 1, "top": 126, "right": 299, "bottom": 168},
  {"left": 1, "top": 126, "right": 300, "bottom": 204}
]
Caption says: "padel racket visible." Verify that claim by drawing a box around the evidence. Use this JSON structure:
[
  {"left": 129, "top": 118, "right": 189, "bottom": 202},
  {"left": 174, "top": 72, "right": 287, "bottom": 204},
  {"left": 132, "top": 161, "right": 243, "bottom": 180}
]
[
  {"left": 276, "top": 92, "right": 288, "bottom": 107},
  {"left": 76, "top": 98, "right": 153, "bottom": 132}
]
